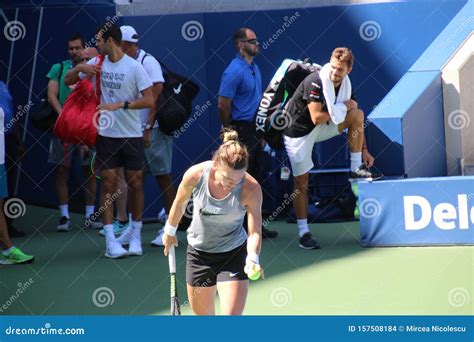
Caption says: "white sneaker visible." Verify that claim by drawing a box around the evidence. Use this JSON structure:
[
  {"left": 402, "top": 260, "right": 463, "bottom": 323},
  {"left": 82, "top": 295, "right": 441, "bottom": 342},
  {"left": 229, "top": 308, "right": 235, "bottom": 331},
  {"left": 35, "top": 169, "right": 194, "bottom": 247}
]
[
  {"left": 150, "top": 228, "right": 165, "bottom": 247},
  {"left": 158, "top": 208, "right": 167, "bottom": 224},
  {"left": 105, "top": 241, "right": 128, "bottom": 259},
  {"left": 116, "top": 226, "right": 133, "bottom": 245},
  {"left": 128, "top": 235, "right": 143, "bottom": 256}
]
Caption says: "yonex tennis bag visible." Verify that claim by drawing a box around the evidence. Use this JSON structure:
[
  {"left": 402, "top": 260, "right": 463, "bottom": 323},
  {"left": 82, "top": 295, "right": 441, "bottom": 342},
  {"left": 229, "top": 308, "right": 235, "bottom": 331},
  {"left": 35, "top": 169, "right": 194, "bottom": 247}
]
[{"left": 255, "top": 58, "right": 320, "bottom": 149}]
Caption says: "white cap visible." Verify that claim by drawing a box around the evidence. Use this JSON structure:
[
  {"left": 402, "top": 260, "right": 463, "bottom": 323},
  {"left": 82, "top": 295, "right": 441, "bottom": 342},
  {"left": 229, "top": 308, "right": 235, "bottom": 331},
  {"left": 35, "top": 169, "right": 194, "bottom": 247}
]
[{"left": 120, "top": 25, "right": 139, "bottom": 43}]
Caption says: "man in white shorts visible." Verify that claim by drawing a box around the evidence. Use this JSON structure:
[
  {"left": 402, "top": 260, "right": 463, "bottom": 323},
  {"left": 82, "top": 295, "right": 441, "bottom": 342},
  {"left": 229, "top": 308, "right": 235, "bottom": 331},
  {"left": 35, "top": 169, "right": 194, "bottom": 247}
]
[{"left": 283, "top": 47, "right": 376, "bottom": 250}]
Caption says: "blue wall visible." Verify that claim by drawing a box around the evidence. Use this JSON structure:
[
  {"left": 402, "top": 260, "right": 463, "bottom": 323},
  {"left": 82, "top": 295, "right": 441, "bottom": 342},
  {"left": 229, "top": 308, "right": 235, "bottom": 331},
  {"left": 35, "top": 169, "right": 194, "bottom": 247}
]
[
  {"left": 367, "top": 0, "right": 473, "bottom": 177},
  {"left": 0, "top": 0, "right": 467, "bottom": 217}
]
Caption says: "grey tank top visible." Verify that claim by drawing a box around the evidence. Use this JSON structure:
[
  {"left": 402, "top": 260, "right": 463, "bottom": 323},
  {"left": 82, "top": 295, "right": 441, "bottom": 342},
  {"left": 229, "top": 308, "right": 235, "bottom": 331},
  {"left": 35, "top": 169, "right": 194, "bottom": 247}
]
[{"left": 187, "top": 161, "right": 248, "bottom": 253}]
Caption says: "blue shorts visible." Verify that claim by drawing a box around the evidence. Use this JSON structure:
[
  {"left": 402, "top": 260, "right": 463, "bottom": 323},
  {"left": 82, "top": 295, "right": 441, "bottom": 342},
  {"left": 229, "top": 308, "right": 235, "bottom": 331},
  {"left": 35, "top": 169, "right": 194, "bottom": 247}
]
[
  {"left": 48, "top": 136, "right": 93, "bottom": 168},
  {"left": 0, "top": 164, "right": 9, "bottom": 199},
  {"left": 143, "top": 127, "right": 173, "bottom": 176}
]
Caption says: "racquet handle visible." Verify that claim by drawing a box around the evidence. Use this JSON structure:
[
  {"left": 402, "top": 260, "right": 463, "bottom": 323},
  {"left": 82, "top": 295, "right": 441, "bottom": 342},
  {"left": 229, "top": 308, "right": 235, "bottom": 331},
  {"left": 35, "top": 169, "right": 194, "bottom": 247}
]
[{"left": 168, "top": 245, "right": 176, "bottom": 273}]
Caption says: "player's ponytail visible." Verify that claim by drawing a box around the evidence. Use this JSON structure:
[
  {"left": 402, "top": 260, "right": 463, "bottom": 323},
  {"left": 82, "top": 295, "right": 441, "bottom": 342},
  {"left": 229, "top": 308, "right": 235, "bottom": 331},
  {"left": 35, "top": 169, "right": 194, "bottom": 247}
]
[{"left": 212, "top": 128, "right": 248, "bottom": 170}]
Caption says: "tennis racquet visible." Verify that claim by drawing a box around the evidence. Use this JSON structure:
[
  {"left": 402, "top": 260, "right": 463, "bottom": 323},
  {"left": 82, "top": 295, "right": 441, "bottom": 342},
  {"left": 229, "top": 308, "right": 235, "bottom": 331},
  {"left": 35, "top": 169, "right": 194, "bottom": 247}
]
[
  {"left": 90, "top": 151, "right": 101, "bottom": 180},
  {"left": 168, "top": 245, "right": 181, "bottom": 316}
]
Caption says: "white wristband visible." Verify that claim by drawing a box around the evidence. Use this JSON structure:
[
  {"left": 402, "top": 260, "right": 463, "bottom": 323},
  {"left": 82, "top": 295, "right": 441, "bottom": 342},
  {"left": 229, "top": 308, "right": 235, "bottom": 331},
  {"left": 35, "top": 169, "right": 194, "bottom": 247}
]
[
  {"left": 164, "top": 221, "right": 178, "bottom": 236},
  {"left": 246, "top": 253, "right": 259, "bottom": 265}
]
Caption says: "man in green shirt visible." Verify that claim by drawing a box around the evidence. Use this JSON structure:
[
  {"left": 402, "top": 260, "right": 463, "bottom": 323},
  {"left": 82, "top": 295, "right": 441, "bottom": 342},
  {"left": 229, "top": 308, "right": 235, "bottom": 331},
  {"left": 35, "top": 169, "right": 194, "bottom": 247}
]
[{"left": 46, "top": 33, "right": 101, "bottom": 232}]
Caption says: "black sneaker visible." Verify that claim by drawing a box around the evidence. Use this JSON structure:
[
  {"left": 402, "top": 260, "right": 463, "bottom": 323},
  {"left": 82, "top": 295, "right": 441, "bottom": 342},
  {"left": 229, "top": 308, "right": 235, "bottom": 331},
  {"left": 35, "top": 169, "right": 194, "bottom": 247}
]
[
  {"left": 57, "top": 216, "right": 72, "bottom": 232},
  {"left": 349, "top": 164, "right": 383, "bottom": 181},
  {"left": 299, "top": 232, "right": 321, "bottom": 249},
  {"left": 84, "top": 215, "right": 103, "bottom": 230},
  {"left": 262, "top": 227, "right": 278, "bottom": 239}
]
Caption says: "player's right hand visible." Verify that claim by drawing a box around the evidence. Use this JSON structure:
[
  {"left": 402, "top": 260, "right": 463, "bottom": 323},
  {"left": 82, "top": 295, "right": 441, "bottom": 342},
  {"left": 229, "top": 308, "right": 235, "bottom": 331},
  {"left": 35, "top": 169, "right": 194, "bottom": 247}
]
[
  {"left": 163, "top": 234, "right": 178, "bottom": 256},
  {"left": 344, "top": 99, "right": 358, "bottom": 111}
]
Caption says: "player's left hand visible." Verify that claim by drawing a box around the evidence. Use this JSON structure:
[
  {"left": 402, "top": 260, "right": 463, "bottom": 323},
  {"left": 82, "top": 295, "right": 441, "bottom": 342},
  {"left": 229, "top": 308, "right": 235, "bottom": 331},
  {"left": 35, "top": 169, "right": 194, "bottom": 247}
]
[
  {"left": 244, "top": 261, "right": 265, "bottom": 279},
  {"left": 362, "top": 149, "right": 375, "bottom": 168}
]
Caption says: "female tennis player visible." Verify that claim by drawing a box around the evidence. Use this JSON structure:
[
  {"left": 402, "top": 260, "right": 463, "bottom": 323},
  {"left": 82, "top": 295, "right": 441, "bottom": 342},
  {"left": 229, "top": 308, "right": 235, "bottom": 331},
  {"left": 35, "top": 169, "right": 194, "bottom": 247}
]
[{"left": 162, "top": 129, "right": 263, "bottom": 315}]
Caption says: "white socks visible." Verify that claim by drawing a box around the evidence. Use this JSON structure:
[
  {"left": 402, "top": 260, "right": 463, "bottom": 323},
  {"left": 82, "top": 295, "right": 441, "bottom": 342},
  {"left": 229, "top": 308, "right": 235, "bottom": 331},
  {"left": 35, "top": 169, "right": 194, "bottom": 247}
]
[
  {"left": 350, "top": 152, "right": 362, "bottom": 172},
  {"left": 85, "top": 205, "right": 95, "bottom": 218},
  {"left": 131, "top": 221, "right": 142, "bottom": 238},
  {"left": 59, "top": 204, "right": 69, "bottom": 218},
  {"left": 103, "top": 224, "right": 115, "bottom": 242},
  {"left": 297, "top": 219, "right": 310, "bottom": 238}
]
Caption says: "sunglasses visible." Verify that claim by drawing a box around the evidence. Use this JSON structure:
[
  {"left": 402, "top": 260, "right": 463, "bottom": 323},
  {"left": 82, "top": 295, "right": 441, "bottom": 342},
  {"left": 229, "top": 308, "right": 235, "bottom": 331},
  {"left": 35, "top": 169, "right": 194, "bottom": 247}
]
[{"left": 242, "top": 39, "right": 259, "bottom": 45}]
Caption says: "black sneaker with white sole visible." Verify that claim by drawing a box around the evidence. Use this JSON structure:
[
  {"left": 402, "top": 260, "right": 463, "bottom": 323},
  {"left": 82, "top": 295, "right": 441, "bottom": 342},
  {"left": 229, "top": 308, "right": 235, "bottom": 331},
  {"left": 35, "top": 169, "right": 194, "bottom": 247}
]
[
  {"left": 84, "top": 215, "right": 103, "bottom": 230},
  {"left": 57, "top": 216, "right": 72, "bottom": 232},
  {"left": 299, "top": 232, "right": 321, "bottom": 249},
  {"left": 349, "top": 164, "right": 383, "bottom": 181}
]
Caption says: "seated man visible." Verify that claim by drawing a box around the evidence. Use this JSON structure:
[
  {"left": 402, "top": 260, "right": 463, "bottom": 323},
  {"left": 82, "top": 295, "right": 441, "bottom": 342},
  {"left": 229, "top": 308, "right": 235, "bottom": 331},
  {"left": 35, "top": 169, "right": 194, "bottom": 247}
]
[{"left": 282, "top": 47, "right": 375, "bottom": 250}]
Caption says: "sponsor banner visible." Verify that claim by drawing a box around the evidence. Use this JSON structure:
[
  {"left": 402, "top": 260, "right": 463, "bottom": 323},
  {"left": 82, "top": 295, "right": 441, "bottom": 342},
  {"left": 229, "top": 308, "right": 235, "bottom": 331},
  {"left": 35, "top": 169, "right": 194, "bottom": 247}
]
[{"left": 359, "top": 176, "right": 474, "bottom": 246}]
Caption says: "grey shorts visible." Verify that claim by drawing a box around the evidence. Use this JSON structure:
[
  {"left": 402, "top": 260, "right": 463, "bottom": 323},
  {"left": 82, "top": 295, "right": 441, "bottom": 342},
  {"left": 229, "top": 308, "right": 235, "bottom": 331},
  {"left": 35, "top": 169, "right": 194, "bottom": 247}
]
[
  {"left": 143, "top": 127, "right": 173, "bottom": 176},
  {"left": 48, "top": 136, "right": 93, "bottom": 168}
]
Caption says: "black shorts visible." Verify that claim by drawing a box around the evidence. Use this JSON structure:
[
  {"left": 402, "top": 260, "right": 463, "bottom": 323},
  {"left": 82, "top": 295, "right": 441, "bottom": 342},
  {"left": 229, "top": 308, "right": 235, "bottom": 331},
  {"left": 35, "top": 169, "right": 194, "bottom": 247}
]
[
  {"left": 96, "top": 135, "right": 144, "bottom": 171},
  {"left": 186, "top": 243, "right": 248, "bottom": 287}
]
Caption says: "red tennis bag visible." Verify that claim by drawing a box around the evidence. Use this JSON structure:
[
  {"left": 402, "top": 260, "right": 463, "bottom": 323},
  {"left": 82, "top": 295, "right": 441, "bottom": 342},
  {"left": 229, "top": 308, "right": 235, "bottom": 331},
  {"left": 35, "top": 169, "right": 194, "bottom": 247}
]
[{"left": 53, "top": 55, "right": 104, "bottom": 147}]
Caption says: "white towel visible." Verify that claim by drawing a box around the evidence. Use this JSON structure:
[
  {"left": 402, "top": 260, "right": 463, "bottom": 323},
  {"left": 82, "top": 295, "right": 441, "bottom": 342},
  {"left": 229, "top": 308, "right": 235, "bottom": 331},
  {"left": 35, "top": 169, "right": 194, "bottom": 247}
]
[{"left": 319, "top": 63, "right": 352, "bottom": 125}]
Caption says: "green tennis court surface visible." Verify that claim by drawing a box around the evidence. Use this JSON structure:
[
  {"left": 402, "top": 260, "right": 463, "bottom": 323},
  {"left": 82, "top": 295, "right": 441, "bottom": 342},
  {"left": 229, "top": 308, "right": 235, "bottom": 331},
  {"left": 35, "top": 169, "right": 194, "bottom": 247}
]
[{"left": 1, "top": 206, "right": 472, "bottom": 315}]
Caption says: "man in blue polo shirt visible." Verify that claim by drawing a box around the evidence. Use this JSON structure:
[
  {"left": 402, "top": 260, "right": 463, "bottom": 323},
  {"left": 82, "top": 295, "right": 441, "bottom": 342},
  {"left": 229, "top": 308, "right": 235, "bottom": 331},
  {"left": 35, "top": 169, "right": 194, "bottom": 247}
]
[{"left": 218, "top": 27, "right": 277, "bottom": 239}]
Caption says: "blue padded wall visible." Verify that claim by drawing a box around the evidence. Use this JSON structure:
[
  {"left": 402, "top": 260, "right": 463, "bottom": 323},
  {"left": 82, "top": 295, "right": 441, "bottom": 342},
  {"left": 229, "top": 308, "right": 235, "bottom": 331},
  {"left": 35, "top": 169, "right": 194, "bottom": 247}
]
[{"left": 367, "top": 0, "right": 473, "bottom": 177}]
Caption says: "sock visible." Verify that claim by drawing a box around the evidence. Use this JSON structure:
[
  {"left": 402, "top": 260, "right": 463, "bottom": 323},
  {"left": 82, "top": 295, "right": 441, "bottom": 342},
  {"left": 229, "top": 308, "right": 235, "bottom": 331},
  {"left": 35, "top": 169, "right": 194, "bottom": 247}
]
[
  {"left": 132, "top": 221, "right": 142, "bottom": 231},
  {"left": 103, "top": 224, "right": 115, "bottom": 243},
  {"left": 297, "top": 219, "right": 310, "bottom": 238},
  {"left": 132, "top": 221, "right": 142, "bottom": 239},
  {"left": 59, "top": 204, "right": 69, "bottom": 219},
  {"left": 3, "top": 246, "right": 15, "bottom": 256},
  {"left": 350, "top": 152, "right": 362, "bottom": 172},
  {"left": 85, "top": 205, "right": 95, "bottom": 218}
]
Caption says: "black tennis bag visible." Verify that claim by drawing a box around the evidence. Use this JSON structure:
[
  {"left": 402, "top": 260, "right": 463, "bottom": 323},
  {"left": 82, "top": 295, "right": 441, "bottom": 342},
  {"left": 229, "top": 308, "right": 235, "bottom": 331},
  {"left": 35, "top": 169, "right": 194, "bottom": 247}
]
[
  {"left": 155, "top": 61, "right": 200, "bottom": 135},
  {"left": 255, "top": 58, "right": 320, "bottom": 149},
  {"left": 30, "top": 62, "right": 64, "bottom": 132}
]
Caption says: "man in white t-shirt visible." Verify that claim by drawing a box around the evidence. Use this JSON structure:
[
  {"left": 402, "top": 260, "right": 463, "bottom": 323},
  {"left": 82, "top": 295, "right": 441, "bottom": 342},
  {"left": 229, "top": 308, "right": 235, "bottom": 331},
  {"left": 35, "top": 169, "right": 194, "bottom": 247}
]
[
  {"left": 65, "top": 23, "right": 154, "bottom": 259},
  {"left": 104, "top": 26, "right": 177, "bottom": 248}
]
